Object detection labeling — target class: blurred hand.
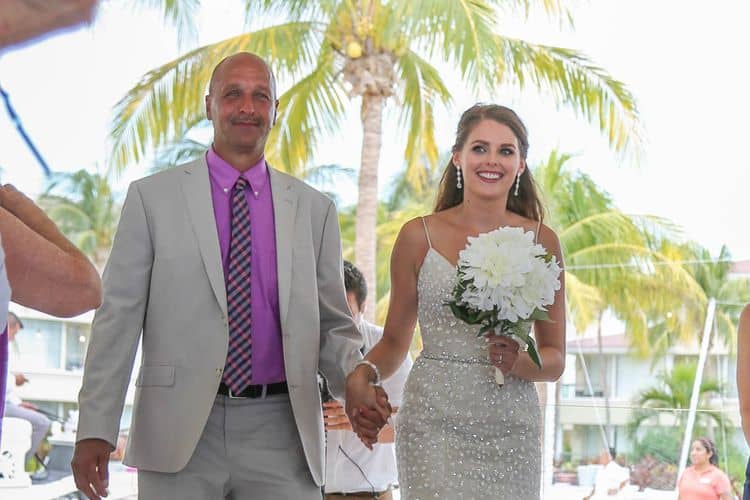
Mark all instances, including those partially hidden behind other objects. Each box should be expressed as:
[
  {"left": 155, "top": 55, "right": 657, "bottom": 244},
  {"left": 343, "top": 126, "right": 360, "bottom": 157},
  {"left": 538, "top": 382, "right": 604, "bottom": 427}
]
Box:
[
  {"left": 14, "top": 373, "right": 29, "bottom": 386},
  {"left": 323, "top": 400, "right": 353, "bottom": 431},
  {"left": 485, "top": 333, "right": 520, "bottom": 375},
  {"left": 72, "top": 438, "right": 112, "bottom": 500},
  {"left": 19, "top": 401, "right": 38, "bottom": 410}
]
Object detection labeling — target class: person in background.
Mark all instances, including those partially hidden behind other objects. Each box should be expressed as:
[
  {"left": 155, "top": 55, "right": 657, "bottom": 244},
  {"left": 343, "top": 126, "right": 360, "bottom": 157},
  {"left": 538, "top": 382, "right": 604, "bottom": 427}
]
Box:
[
  {"left": 584, "top": 447, "right": 629, "bottom": 499},
  {"left": 737, "top": 304, "right": 749, "bottom": 500},
  {"left": 323, "top": 261, "right": 413, "bottom": 500},
  {"left": 4, "top": 311, "right": 51, "bottom": 478},
  {"left": 677, "top": 437, "right": 732, "bottom": 500}
]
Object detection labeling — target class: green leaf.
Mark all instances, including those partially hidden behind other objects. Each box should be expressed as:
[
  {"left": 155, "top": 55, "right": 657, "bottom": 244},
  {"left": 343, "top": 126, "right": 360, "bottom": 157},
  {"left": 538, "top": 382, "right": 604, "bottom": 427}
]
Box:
[
  {"left": 526, "top": 340, "right": 543, "bottom": 369},
  {"left": 529, "top": 309, "right": 550, "bottom": 321}
]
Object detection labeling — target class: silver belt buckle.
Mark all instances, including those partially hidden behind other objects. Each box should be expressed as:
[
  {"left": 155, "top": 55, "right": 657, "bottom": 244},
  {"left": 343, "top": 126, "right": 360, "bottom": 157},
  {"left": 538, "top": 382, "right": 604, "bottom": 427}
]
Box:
[{"left": 227, "top": 387, "right": 244, "bottom": 399}]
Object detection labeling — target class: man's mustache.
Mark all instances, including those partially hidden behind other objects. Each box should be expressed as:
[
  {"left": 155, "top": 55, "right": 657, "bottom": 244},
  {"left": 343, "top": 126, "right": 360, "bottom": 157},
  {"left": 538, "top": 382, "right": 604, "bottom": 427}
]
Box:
[{"left": 231, "top": 115, "right": 262, "bottom": 126}]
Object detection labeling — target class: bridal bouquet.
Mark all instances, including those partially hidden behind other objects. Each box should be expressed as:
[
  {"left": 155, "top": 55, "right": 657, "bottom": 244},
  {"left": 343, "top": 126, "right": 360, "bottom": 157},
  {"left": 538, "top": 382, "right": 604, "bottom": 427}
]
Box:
[{"left": 446, "top": 226, "right": 562, "bottom": 385}]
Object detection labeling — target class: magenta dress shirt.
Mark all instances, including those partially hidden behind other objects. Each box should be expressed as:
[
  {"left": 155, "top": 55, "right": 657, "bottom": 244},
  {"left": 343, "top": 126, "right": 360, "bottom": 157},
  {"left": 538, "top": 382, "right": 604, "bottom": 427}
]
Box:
[{"left": 206, "top": 147, "right": 285, "bottom": 385}]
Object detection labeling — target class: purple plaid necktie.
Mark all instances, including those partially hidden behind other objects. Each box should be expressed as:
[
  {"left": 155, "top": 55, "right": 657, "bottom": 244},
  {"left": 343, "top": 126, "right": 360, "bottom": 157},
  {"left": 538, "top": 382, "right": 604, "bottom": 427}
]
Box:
[{"left": 223, "top": 176, "right": 253, "bottom": 393}]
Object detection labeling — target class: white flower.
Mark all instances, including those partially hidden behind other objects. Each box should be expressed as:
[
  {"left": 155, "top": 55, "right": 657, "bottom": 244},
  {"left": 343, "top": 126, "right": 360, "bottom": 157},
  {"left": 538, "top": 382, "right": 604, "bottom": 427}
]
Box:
[{"left": 457, "top": 226, "right": 561, "bottom": 322}]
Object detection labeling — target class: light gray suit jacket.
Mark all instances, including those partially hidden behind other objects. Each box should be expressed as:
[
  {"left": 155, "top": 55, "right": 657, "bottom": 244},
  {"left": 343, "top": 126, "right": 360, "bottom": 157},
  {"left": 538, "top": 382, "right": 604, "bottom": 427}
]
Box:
[{"left": 76, "top": 156, "right": 362, "bottom": 485}]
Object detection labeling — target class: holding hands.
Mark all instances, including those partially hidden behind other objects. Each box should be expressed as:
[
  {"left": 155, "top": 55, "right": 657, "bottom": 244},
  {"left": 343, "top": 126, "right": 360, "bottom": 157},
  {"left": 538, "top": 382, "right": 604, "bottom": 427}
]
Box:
[{"left": 344, "top": 363, "right": 392, "bottom": 449}]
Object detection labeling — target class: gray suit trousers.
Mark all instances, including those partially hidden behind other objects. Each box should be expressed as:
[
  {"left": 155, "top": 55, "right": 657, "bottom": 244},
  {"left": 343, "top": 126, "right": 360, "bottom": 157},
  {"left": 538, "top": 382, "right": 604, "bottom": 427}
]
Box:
[{"left": 138, "top": 393, "right": 322, "bottom": 500}]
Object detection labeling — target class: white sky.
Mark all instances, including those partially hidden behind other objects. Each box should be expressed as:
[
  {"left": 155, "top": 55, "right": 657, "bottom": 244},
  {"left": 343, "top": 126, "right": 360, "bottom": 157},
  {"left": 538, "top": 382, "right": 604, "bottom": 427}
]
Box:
[{"left": 0, "top": 0, "right": 748, "bottom": 260}]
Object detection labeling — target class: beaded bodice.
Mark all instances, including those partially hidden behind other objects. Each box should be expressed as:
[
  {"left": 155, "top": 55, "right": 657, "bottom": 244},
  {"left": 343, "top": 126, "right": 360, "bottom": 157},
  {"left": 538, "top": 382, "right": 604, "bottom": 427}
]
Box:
[{"left": 416, "top": 248, "right": 495, "bottom": 365}]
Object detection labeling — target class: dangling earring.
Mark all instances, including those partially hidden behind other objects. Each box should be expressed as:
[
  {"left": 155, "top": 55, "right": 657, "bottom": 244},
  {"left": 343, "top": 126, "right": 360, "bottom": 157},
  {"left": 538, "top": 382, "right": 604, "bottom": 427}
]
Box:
[
  {"left": 456, "top": 166, "right": 463, "bottom": 189},
  {"left": 513, "top": 171, "right": 521, "bottom": 196}
]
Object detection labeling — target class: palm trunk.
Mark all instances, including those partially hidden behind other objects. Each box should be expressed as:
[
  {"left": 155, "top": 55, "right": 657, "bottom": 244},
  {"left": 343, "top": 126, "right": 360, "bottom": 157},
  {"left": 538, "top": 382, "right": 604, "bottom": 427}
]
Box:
[
  {"left": 355, "top": 94, "right": 383, "bottom": 321},
  {"left": 597, "top": 313, "right": 612, "bottom": 446}
]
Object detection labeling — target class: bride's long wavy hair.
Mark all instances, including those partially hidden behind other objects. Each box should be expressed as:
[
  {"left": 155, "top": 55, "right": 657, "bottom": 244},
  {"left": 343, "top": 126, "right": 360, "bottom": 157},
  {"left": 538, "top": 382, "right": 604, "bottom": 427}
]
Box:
[{"left": 434, "top": 104, "right": 544, "bottom": 222}]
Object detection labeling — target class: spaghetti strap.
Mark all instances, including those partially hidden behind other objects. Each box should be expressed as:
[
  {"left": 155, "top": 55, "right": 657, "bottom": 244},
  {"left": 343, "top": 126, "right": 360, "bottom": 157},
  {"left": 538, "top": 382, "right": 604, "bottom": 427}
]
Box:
[
  {"left": 535, "top": 219, "right": 542, "bottom": 244},
  {"left": 421, "top": 216, "right": 433, "bottom": 248}
]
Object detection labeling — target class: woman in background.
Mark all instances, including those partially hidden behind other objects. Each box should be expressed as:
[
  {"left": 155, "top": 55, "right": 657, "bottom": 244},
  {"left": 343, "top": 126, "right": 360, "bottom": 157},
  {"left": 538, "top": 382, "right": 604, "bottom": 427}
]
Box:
[{"left": 677, "top": 437, "right": 732, "bottom": 500}]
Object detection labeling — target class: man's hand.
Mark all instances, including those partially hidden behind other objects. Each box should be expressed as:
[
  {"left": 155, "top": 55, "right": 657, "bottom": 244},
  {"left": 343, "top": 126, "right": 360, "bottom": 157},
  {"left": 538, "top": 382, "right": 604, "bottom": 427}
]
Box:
[
  {"left": 71, "top": 438, "right": 112, "bottom": 499},
  {"left": 323, "top": 400, "right": 353, "bottom": 431},
  {"left": 14, "top": 373, "right": 29, "bottom": 386},
  {"left": 345, "top": 380, "right": 392, "bottom": 449}
]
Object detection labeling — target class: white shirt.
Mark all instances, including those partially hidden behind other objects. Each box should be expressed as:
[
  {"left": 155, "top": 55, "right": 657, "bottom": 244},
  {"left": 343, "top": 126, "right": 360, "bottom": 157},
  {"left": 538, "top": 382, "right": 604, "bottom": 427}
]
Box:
[
  {"left": 591, "top": 460, "right": 630, "bottom": 499},
  {"left": 324, "top": 317, "right": 413, "bottom": 493}
]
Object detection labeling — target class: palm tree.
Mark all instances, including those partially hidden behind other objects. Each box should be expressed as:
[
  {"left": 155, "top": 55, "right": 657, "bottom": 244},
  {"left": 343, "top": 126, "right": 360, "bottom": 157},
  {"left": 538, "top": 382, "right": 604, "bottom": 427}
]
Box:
[
  {"left": 534, "top": 151, "right": 706, "bottom": 446},
  {"left": 108, "top": 0, "right": 642, "bottom": 317},
  {"left": 678, "top": 243, "right": 750, "bottom": 349},
  {"left": 627, "top": 361, "right": 724, "bottom": 440},
  {"left": 38, "top": 168, "right": 121, "bottom": 272}
]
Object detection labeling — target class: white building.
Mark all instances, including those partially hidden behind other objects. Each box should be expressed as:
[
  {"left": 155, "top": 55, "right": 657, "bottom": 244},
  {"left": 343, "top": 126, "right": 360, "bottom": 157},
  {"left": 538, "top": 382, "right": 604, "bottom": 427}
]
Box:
[
  {"left": 558, "top": 332, "right": 744, "bottom": 461},
  {"left": 7, "top": 304, "right": 138, "bottom": 431}
]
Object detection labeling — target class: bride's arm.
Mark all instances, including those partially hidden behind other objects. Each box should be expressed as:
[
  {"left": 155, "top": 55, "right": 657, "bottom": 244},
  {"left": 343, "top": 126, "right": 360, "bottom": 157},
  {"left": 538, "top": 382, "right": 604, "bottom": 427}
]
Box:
[
  {"left": 511, "top": 224, "right": 566, "bottom": 382},
  {"left": 345, "top": 219, "right": 424, "bottom": 446},
  {"left": 349, "top": 218, "right": 423, "bottom": 384}
]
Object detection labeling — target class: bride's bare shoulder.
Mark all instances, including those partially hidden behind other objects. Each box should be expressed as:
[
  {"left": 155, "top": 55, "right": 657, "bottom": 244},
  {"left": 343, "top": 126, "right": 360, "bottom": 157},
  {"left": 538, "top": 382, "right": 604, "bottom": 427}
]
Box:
[{"left": 396, "top": 216, "right": 431, "bottom": 251}]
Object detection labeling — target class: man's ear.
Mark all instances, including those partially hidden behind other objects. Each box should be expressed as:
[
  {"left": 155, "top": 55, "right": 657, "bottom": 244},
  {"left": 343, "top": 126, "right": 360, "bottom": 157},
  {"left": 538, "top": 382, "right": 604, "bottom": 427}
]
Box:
[
  {"left": 272, "top": 99, "right": 279, "bottom": 126},
  {"left": 205, "top": 95, "right": 213, "bottom": 121}
]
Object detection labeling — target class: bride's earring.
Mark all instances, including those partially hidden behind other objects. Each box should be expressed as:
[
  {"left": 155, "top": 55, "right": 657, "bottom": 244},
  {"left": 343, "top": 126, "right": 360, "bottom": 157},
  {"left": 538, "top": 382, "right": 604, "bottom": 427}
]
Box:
[
  {"left": 513, "top": 171, "right": 521, "bottom": 196},
  {"left": 456, "top": 166, "right": 463, "bottom": 189}
]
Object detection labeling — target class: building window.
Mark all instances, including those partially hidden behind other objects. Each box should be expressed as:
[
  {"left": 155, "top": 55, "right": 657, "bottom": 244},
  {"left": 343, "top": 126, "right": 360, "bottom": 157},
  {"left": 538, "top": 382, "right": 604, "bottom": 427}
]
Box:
[
  {"left": 16, "top": 318, "right": 63, "bottom": 370},
  {"left": 65, "top": 323, "right": 90, "bottom": 372}
]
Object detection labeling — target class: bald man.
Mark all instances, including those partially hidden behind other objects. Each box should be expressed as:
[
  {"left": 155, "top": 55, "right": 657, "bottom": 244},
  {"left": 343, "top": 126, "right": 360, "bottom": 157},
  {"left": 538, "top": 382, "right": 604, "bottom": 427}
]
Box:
[{"left": 72, "top": 52, "right": 384, "bottom": 500}]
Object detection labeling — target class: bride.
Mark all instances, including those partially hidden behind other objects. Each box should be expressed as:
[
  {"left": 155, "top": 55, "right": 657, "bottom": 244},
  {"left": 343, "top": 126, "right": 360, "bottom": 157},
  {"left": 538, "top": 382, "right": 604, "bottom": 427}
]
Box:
[{"left": 346, "top": 104, "right": 566, "bottom": 499}]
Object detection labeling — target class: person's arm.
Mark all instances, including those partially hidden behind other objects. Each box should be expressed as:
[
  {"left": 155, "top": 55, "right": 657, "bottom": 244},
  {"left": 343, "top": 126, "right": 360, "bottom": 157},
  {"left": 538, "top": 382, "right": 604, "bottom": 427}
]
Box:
[
  {"left": 510, "top": 224, "right": 566, "bottom": 381},
  {"left": 0, "top": 184, "right": 101, "bottom": 316},
  {"left": 715, "top": 469, "right": 734, "bottom": 500},
  {"left": 358, "top": 219, "right": 423, "bottom": 379},
  {"left": 738, "top": 304, "right": 750, "bottom": 445},
  {"left": 0, "top": 0, "right": 97, "bottom": 49},
  {"left": 345, "top": 219, "right": 423, "bottom": 444}
]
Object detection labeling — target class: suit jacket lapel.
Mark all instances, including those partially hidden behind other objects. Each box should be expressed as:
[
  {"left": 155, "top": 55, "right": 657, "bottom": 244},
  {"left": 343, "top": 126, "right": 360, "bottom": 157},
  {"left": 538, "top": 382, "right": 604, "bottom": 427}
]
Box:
[
  {"left": 269, "top": 168, "right": 297, "bottom": 330},
  {"left": 180, "top": 157, "right": 227, "bottom": 316}
]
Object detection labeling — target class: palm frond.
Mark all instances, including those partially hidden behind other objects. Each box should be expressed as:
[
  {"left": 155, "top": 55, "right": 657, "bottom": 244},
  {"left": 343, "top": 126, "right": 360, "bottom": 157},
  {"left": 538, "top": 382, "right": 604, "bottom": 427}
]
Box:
[
  {"left": 150, "top": 126, "right": 210, "bottom": 173},
  {"left": 564, "top": 272, "right": 604, "bottom": 333},
  {"left": 264, "top": 48, "right": 346, "bottom": 175},
  {"left": 495, "top": 37, "right": 642, "bottom": 153},
  {"left": 396, "top": 49, "right": 451, "bottom": 193},
  {"left": 135, "top": 0, "right": 201, "bottom": 46},
  {"left": 395, "top": 0, "right": 499, "bottom": 91}
]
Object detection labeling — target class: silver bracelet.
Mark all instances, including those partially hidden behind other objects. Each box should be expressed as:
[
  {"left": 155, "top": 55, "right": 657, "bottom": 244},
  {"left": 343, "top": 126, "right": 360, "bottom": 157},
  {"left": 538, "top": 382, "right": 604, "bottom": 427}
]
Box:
[{"left": 354, "top": 360, "right": 382, "bottom": 386}]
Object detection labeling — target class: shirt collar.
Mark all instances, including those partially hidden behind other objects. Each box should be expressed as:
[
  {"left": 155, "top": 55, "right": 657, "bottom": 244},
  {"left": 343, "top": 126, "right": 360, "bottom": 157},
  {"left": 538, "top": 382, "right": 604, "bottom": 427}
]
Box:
[{"left": 206, "top": 146, "right": 269, "bottom": 194}]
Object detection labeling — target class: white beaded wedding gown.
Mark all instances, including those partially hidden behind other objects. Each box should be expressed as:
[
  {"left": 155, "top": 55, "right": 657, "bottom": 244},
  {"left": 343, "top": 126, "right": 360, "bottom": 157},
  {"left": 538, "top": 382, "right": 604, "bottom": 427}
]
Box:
[{"left": 395, "top": 223, "right": 541, "bottom": 500}]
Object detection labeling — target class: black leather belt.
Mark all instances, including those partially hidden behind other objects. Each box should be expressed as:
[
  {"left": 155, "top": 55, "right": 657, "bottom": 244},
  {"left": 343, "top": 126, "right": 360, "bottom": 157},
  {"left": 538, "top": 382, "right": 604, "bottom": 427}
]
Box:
[{"left": 217, "top": 381, "right": 288, "bottom": 399}]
